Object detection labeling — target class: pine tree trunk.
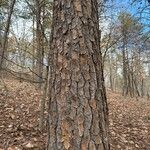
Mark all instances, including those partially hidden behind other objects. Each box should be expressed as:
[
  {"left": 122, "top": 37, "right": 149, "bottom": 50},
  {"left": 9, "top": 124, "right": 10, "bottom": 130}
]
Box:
[{"left": 48, "top": 0, "right": 109, "bottom": 150}]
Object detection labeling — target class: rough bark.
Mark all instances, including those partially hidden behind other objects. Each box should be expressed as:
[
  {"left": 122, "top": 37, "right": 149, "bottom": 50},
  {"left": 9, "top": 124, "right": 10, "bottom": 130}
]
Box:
[{"left": 48, "top": 0, "right": 109, "bottom": 150}]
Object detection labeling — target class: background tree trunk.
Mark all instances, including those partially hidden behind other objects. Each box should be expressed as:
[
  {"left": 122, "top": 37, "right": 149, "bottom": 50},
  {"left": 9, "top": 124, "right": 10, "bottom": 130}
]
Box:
[
  {"left": 0, "top": 0, "right": 16, "bottom": 71},
  {"left": 32, "top": 15, "right": 36, "bottom": 80},
  {"left": 35, "top": 0, "right": 44, "bottom": 88},
  {"left": 48, "top": 0, "right": 109, "bottom": 149},
  {"left": 108, "top": 52, "right": 114, "bottom": 91}
]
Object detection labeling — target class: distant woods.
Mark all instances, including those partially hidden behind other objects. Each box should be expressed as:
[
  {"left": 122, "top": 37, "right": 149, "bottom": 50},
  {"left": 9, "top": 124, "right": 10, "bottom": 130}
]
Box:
[
  {"left": 0, "top": 0, "right": 52, "bottom": 85},
  {"left": 0, "top": 0, "right": 16, "bottom": 70},
  {"left": 102, "top": 12, "right": 150, "bottom": 98}
]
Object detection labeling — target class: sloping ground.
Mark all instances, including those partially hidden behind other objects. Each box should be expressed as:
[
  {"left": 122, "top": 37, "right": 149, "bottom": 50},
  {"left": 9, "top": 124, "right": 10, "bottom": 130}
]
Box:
[
  {"left": 108, "top": 91, "right": 150, "bottom": 150},
  {"left": 0, "top": 79, "right": 150, "bottom": 150},
  {"left": 0, "top": 79, "right": 46, "bottom": 150}
]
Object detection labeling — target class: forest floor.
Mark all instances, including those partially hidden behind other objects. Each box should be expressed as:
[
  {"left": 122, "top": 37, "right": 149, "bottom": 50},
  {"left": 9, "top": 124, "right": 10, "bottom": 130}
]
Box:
[{"left": 0, "top": 79, "right": 150, "bottom": 150}]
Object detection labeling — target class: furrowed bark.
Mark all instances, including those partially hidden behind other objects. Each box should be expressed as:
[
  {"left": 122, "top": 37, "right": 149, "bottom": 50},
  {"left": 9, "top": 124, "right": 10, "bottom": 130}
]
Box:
[{"left": 48, "top": 0, "right": 109, "bottom": 149}]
